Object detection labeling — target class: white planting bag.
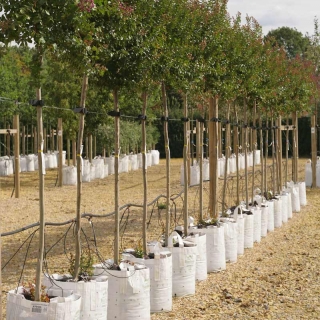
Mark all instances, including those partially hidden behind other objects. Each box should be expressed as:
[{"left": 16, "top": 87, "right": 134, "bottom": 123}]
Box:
[
  {"left": 305, "top": 161, "right": 312, "bottom": 187},
  {"left": 92, "top": 158, "right": 104, "bottom": 179},
  {"left": 199, "top": 225, "right": 226, "bottom": 272},
  {"left": 190, "top": 165, "right": 200, "bottom": 186},
  {"left": 221, "top": 218, "right": 238, "bottom": 263},
  {"left": 243, "top": 211, "right": 254, "bottom": 249},
  {"left": 62, "top": 166, "right": 77, "bottom": 186},
  {"left": 298, "top": 182, "right": 307, "bottom": 206},
  {"left": 82, "top": 160, "right": 91, "bottom": 182},
  {"left": 146, "top": 153, "right": 152, "bottom": 167},
  {"left": 203, "top": 159, "right": 209, "bottom": 181},
  {"left": 43, "top": 275, "right": 108, "bottom": 320},
  {"left": 288, "top": 182, "right": 301, "bottom": 213},
  {"left": 0, "top": 157, "right": 13, "bottom": 176},
  {"left": 167, "top": 231, "right": 197, "bottom": 297},
  {"left": 129, "top": 154, "right": 138, "bottom": 171},
  {"left": 90, "top": 164, "right": 96, "bottom": 181},
  {"left": 281, "top": 193, "right": 289, "bottom": 223},
  {"left": 267, "top": 200, "right": 275, "bottom": 232},
  {"left": 6, "top": 288, "right": 81, "bottom": 320},
  {"left": 252, "top": 207, "right": 261, "bottom": 243},
  {"left": 93, "top": 262, "right": 150, "bottom": 320},
  {"left": 105, "top": 157, "right": 115, "bottom": 175},
  {"left": 260, "top": 204, "right": 268, "bottom": 237},
  {"left": 233, "top": 206, "right": 245, "bottom": 255},
  {"left": 151, "top": 150, "right": 160, "bottom": 165},
  {"left": 20, "top": 156, "right": 27, "bottom": 172},
  {"left": 287, "top": 191, "right": 293, "bottom": 219},
  {"left": 255, "top": 150, "right": 261, "bottom": 165},
  {"left": 274, "top": 197, "right": 283, "bottom": 228},
  {"left": 187, "top": 231, "right": 207, "bottom": 281},
  {"left": 26, "top": 154, "right": 35, "bottom": 172},
  {"left": 122, "top": 243, "right": 173, "bottom": 313}
]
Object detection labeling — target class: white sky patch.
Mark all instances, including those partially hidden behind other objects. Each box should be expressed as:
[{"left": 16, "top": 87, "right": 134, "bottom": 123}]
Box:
[{"left": 227, "top": 0, "right": 319, "bottom": 36}]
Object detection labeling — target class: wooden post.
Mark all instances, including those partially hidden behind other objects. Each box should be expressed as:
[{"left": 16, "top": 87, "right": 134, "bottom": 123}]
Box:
[
  {"left": 293, "top": 111, "right": 299, "bottom": 182},
  {"left": 67, "top": 138, "right": 70, "bottom": 166},
  {"left": 259, "top": 116, "right": 264, "bottom": 196},
  {"left": 285, "top": 117, "right": 289, "bottom": 185},
  {"left": 196, "top": 121, "right": 200, "bottom": 162},
  {"left": 141, "top": 92, "right": 148, "bottom": 253},
  {"left": 251, "top": 102, "right": 256, "bottom": 204},
  {"left": 183, "top": 94, "right": 189, "bottom": 234},
  {"left": 13, "top": 115, "right": 20, "bottom": 198},
  {"left": 113, "top": 88, "right": 120, "bottom": 264},
  {"left": 85, "top": 136, "right": 89, "bottom": 160},
  {"left": 22, "top": 126, "right": 26, "bottom": 155},
  {"left": 218, "top": 121, "right": 222, "bottom": 158},
  {"left": 35, "top": 86, "right": 45, "bottom": 302},
  {"left": 93, "top": 135, "right": 96, "bottom": 158},
  {"left": 58, "top": 118, "right": 63, "bottom": 187},
  {"left": 74, "top": 74, "right": 88, "bottom": 279},
  {"left": 271, "top": 117, "right": 276, "bottom": 194},
  {"left": 209, "top": 96, "right": 219, "bottom": 218},
  {"left": 26, "top": 124, "right": 29, "bottom": 155},
  {"left": 311, "top": 114, "right": 317, "bottom": 187},
  {"left": 264, "top": 118, "right": 268, "bottom": 195},
  {"left": 162, "top": 82, "right": 171, "bottom": 246},
  {"left": 243, "top": 99, "right": 249, "bottom": 208}
]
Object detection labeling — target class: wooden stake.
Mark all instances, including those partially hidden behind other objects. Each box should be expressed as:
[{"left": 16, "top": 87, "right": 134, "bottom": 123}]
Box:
[
  {"left": 6, "top": 124, "right": 10, "bottom": 156},
  {"left": 243, "top": 99, "right": 249, "bottom": 208},
  {"left": 278, "top": 117, "right": 283, "bottom": 191},
  {"left": 43, "top": 127, "right": 47, "bottom": 154},
  {"left": 72, "top": 140, "right": 76, "bottom": 166},
  {"left": 22, "top": 126, "right": 26, "bottom": 155},
  {"left": 67, "top": 139, "right": 70, "bottom": 166},
  {"left": 89, "top": 134, "right": 92, "bottom": 162},
  {"left": 199, "top": 120, "right": 204, "bottom": 221},
  {"left": 251, "top": 102, "right": 256, "bottom": 204}
]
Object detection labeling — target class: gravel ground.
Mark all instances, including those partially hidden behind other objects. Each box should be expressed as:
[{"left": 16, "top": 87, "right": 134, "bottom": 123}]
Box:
[{"left": 1, "top": 157, "right": 317, "bottom": 319}]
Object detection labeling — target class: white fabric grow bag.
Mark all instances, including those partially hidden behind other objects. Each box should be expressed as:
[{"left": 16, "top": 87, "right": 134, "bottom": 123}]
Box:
[
  {"left": 62, "top": 166, "right": 77, "bottom": 186},
  {"left": 252, "top": 207, "right": 261, "bottom": 243},
  {"left": 92, "top": 158, "right": 104, "bottom": 179},
  {"left": 166, "top": 231, "right": 197, "bottom": 297},
  {"left": 267, "top": 200, "right": 275, "bottom": 232},
  {"left": 26, "top": 154, "right": 35, "bottom": 172},
  {"left": 190, "top": 165, "right": 200, "bottom": 186},
  {"left": 122, "top": 244, "right": 173, "bottom": 313},
  {"left": 287, "top": 191, "right": 293, "bottom": 219},
  {"left": 260, "top": 204, "right": 268, "bottom": 237},
  {"left": 298, "top": 182, "right": 307, "bottom": 206},
  {"left": 198, "top": 226, "right": 226, "bottom": 272},
  {"left": 203, "top": 159, "right": 209, "bottom": 181},
  {"left": 317, "top": 163, "right": 320, "bottom": 187},
  {"left": 42, "top": 275, "right": 108, "bottom": 320},
  {"left": 20, "top": 156, "right": 27, "bottom": 172},
  {"left": 255, "top": 150, "right": 261, "bottom": 165},
  {"left": 151, "top": 150, "right": 160, "bottom": 165},
  {"left": 6, "top": 288, "right": 81, "bottom": 320},
  {"left": 243, "top": 212, "right": 254, "bottom": 249},
  {"left": 146, "top": 153, "right": 152, "bottom": 167},
  {"left": 305, "top": 161, "right": 312, "bottom": 187},
  {"left": 0, "top": 157, "right": 13, "bottom": 176},
  {"left": 288, "top": 182, "right": 301, "bottom": 213},
  {"left": 233, "top": 206, "right": 245, "bottom": 255},
  {"left": 187, "top": 231, "right": 207, "bottom": 281},
  {"left": 281, "top": 193, "right": 289, "bottom": 223},
  {"left": 274, "top": 197, "right": 283, "bottom": 228},
  {"left": 221, "top": 218, "right": 238, "bottom": 263},
  {"left": 105, "top": 157, "right": 114, "bottom": 175},
  {"left": 82, "top": 160, "right": 91, "bottom": 182},
  {"left": 129, "top": 154, "right": 138, "bottom": 171},
  {"left": 93, "top": 262, "right": 150, "bottom": 320},
  {"left": 90, "top": 165, "right": 96, "bottom": 181}
]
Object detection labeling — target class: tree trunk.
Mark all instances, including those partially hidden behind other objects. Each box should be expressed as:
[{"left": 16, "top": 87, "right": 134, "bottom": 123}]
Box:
[
  {"left": 222, "top": 102, "right": 230, "bottom": 214},
  {"left": 209, "top": 96, "right": 219, "bottom": 219},
  {"left": 74, "top": 74, "right": 88, "bottom": 280},
  {"left": 183, "top": 94, "right": 189, "bottom": 234},
  {"left": 113, "top": 89, "right": 120, "bottom": 264},
  {"left": 251, "top": 102, "right": 256, "bottom": 204},
  {"left": 58, "top": 118, "right": 63, "bottom": 187},
  {"left": 13, "top": 115, "right": 20, "bottom": 198},
  {"left": 162, "top": 82, "right": 171, "bottom": 246},
  {"left": 141, "top": 92, "right": 148, "bottom": 253},
  {"left": 243, "top": 99, "right": 249, "bottom": 208},
  {"left": 311, "top": 114, "right": 317, "bottom": 187}
]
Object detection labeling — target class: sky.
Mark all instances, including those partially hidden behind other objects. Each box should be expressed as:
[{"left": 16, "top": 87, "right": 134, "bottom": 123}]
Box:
[{"left": 227, "top": 0, "right": 319, "bottom": 36}]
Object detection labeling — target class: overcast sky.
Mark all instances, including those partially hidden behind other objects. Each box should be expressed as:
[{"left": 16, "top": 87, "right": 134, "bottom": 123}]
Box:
[{"left": 227, "top": 0, "right": 319, "bottom": 36}]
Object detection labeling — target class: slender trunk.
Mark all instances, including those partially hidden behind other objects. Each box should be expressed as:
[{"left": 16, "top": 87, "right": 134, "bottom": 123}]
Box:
[
  {"left": 312, "top": 113, "right": 317, "bottom": 187},
  {"left": 199, "top": 119, "right": 204, "bottom": 220},
  {"left": 141, "top": 92, "right": 148, "bottom": 253},
  {"left": 285, "top": 117, "right": 289, "bottom": 185},
  {"left": 244, "top": 99, "right": 249, "bottom": 208},
  {"left": 251, "top": 102, "right": 256, "bottom": 204},
  {"left": 113, "top": 89, "right": 120, "bottom": 264},
  {"left": 58, "top": 118, "right": 63, "bottom": 187},
  {"left": 277, "top": 117, "right": 282, "bottom": 192},
  {"left": 35, "top": 86, "right": 45, "bottom": 301},
  {"left": 259, "top": 115, "right": 264, "bottom": 196},
  {"left": 264, "top": 117, "right": 268, "bottom": 195},
  {"left": 13, "top": 115, "right": 20, "bottom": 198},
  {"left": 183, "top": 94, "right": 189, "bottom": 234},
  {"left": 67, "top": 139, "right": 70, "bottom": 166},
  {"left": 271, "top": 117, "right": 275, "bottom": 194},
  {"left": 209, "top": 96, "right": 219, "bottom": 218},
  {"left": 233, "top": 104, "right": 240, "bottom": 205},
  {"left": 162, "top": 82, "right": 170, "bottom": 246},
  {"left": 222, "top": 102, "right": 230, "bottom": 213},
  {"left": 74, "top": 74, "right": 88, "bottom": 280}
]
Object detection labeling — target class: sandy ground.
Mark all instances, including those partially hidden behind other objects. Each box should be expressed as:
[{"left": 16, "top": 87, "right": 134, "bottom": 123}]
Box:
[{"left": 1, "top": 157, "right": 316, "bottom": 319}]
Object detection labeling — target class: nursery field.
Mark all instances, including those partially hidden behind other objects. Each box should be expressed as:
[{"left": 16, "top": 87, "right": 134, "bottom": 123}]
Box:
[{"left": 0, "top": 158, "right": 318, "bottom": 319}]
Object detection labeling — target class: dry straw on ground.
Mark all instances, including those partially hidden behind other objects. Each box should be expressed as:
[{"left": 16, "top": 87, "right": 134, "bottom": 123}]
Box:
[{"left": 0, "top": 158, "right": 318, "bottom": 319}]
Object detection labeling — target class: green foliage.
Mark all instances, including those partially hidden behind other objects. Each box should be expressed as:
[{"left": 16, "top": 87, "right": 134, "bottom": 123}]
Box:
[{"left": 68, "top": 248, "right": 94, "bottom": 280}]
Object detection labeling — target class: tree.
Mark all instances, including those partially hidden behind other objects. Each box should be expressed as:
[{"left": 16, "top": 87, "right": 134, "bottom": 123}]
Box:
[{"left": 265, "top": 26, "right": 310, "bottom": 59}]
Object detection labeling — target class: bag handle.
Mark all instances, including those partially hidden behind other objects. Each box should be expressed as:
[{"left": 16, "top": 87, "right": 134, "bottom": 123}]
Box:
[{"left": 167, "top": 231, "right": 184, "bottom": 248}]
